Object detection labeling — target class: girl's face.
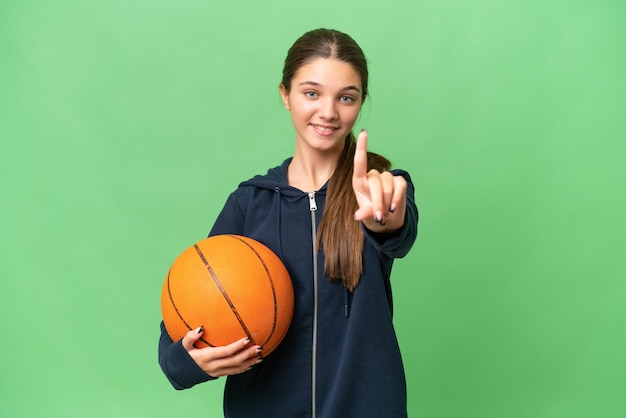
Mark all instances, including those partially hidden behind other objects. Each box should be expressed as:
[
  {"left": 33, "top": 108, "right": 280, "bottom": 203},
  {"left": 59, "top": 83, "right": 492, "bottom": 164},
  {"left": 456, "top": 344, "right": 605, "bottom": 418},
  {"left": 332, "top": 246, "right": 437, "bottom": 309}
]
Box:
[{"left": 280, "top": 58, "right": 363, "bottom": 155}]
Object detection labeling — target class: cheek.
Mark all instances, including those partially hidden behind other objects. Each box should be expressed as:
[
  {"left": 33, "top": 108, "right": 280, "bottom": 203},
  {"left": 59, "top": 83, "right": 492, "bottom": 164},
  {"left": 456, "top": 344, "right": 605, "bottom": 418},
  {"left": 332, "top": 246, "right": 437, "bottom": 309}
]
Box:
[
  {"left": 343, "top": 107, "right": 361, "bottom": 125},
  {"left": 290, "top": 100, "right": 315, "bottom": 119}
]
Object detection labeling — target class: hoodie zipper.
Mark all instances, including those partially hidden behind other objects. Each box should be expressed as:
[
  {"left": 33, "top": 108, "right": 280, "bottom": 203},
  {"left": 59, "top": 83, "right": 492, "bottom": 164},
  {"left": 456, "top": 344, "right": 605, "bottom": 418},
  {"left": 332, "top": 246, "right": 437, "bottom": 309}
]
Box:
[{"left": 308, "top": 191, "right": 318, "bottom": 418}]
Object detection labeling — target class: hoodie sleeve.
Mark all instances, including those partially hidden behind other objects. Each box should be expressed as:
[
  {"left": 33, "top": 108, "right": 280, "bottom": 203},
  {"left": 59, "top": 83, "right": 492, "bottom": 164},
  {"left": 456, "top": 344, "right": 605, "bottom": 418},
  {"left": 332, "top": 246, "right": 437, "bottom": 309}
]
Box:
[
  {"left": 362, "top": 169, "right": 418, "bottom": 258},
  {"left": 158, "top": 321, "right": 217, "bottom": 390}
]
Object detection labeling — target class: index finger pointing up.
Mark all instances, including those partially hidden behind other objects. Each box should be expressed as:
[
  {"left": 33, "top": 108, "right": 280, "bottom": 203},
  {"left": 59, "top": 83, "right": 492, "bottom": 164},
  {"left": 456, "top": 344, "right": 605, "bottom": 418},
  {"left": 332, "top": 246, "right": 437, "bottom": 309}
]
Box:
[{"left": 353, "top": 129, "right": 368, "bottom": 181}]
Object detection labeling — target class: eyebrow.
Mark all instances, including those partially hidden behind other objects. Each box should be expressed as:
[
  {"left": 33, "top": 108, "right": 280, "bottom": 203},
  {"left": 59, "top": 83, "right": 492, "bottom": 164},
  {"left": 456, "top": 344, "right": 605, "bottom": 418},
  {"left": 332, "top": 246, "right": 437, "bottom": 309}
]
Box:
[{"left": 297, "top": 81, "right": 361, "bottom": 93}]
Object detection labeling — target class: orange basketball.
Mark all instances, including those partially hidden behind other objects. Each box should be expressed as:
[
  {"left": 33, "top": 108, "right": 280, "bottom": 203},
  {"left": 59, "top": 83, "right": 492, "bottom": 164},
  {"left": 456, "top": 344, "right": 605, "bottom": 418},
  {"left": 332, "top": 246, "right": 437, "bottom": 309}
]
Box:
[{"left": 161, "top": 235, "right": 294, "bottom": 356}]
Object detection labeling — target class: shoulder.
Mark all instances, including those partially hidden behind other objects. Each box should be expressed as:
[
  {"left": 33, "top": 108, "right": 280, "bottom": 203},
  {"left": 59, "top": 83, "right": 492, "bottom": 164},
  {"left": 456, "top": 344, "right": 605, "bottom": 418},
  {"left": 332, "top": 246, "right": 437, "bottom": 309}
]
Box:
[
  {"left": 224, "top": 159, "right": 291, "bottom": 204},
  {"left": 237, "top": 158, "right": 291, "bottom": 188}
]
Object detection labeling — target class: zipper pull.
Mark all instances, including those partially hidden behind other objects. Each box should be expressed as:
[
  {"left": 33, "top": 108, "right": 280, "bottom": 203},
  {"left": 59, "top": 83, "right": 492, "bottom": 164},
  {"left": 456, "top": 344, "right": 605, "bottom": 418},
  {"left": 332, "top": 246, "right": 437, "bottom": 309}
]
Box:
[{"left": 308, "top": 192, "right": 317, "bottom": 212}]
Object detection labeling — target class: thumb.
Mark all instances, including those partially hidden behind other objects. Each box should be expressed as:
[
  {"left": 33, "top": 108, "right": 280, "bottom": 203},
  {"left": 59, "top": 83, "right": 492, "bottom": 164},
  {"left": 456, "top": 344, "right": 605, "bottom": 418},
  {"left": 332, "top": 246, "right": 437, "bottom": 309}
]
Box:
[
  {"left": 354, "top": 206, "right": 374, "bottom": 222},
  {"left": 182, "top": 326, "right": 204, "bottom": 351}
]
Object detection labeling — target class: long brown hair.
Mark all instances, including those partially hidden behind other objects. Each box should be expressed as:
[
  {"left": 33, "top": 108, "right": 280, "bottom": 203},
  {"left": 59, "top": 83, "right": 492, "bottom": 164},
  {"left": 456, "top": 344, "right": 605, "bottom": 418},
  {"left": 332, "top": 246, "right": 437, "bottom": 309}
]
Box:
[{"left": 281, "top": 29, "right": 390, "bottom": 291}]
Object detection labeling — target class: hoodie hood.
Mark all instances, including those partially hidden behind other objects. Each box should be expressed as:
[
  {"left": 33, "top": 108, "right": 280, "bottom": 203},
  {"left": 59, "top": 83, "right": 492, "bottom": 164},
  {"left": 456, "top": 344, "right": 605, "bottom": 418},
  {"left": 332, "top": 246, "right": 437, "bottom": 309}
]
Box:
[
  {"left": 239, "top": 157, "right": 329, "bottom": 195},
  {"left": 239, "top": 158, "right": 289, "bottom": 188},
  {"left": 235, "top": 157, "right": 328, "bottom": 261}
]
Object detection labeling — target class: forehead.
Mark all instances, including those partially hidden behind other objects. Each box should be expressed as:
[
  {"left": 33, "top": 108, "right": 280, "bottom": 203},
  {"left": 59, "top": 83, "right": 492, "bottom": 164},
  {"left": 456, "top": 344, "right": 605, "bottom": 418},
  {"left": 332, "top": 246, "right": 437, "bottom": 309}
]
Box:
[{"left": 292, "top": 57, "right": 362, "bottom": 90}]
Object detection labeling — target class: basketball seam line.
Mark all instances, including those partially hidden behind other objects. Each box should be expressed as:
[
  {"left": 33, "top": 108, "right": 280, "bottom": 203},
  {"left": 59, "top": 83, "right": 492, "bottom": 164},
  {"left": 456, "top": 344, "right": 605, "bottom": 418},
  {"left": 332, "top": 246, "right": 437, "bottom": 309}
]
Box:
[
  {"left": 228, "top": 235, "right": 279, "bottom": 348},
  {"left": 166, "top": 269, "right": 215, "bottom": 347},
  {"left": 194, "top": 243, "right": 258, "bottom": 346}
]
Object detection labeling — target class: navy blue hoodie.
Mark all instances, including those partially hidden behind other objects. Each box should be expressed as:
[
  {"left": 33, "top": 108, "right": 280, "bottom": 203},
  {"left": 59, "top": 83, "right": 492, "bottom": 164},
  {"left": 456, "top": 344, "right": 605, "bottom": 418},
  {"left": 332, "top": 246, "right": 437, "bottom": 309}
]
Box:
[{"left": 158, "top": 158, "right": 418, "bottom": 417}]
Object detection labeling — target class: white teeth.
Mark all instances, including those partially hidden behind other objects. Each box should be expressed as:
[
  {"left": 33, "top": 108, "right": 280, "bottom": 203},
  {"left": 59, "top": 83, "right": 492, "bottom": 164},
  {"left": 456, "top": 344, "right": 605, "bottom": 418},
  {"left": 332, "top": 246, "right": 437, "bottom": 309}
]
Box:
[{"left": 313, "top": 124, "right": 336, "bottom": 133}]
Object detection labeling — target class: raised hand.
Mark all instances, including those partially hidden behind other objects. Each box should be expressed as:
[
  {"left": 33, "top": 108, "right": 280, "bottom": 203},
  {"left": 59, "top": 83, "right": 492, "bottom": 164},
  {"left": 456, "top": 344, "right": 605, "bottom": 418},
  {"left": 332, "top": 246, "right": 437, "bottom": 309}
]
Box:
[{"left": 352, "top": 129, "right": 407, "bottom": 233}]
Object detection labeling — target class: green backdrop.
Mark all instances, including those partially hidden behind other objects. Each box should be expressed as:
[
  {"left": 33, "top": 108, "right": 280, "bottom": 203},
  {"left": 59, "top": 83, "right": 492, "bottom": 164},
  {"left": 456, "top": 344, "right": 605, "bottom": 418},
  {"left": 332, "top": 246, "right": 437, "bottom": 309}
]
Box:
[{"left": 1, "top": 0, "right": 625, "bottom": 417}]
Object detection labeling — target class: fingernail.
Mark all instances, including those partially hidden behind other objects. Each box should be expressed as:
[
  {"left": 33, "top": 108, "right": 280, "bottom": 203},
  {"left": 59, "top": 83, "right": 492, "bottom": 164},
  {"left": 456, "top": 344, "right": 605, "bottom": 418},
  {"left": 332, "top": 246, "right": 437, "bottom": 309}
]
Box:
[
  {"left": 375, "top": 211, "right": 382, "bottom": 222},
  {"left": 197, "top": 326, "right": 204, "bottom": 334},
  {"left": 255, "top": 347, "right": 262, "bottom": 354},
  {"left": 243, "top": 338, "right": 250, "bottom": 344},
  {"left": 360, "top": 128, "right": 366, "bottom": 133},
  {"left": 390, "top": 203, "right": 397, "bottom": 213}
]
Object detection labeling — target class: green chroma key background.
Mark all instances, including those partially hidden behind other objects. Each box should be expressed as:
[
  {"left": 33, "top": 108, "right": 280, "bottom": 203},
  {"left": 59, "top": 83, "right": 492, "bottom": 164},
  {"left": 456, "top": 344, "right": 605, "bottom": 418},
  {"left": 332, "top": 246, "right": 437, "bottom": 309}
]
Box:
[{"left": 1, "top": 0, "right": 624, "bottom": 417}]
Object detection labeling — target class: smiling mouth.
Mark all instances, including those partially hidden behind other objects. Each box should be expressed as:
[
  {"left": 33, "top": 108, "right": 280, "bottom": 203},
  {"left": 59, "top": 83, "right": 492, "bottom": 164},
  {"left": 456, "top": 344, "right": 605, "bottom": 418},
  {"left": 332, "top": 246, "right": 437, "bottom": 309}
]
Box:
[{"left": 311, "top": 124, "right": 339, "bottom": 134}]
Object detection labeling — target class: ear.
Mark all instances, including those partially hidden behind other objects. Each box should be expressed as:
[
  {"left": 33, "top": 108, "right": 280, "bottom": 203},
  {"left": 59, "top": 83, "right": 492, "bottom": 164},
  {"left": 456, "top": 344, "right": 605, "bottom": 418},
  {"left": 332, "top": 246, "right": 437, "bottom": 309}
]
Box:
[{"left": 279, "top": 84, "right": 291, "bottom": 111}]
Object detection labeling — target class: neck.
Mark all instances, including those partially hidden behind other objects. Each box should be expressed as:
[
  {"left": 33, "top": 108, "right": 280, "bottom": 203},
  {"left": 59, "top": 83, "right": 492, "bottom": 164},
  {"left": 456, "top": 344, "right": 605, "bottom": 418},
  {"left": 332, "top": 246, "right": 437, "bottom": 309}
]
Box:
[{"left": 288, "top": 146, "right": 342, "bottom": 192}]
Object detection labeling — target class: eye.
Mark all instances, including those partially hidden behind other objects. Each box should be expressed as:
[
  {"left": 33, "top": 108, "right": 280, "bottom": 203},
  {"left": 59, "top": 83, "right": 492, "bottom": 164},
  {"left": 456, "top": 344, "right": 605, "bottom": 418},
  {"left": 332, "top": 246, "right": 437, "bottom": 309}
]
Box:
[
  {"left": 304, "top": 91, "right": 318, "bottom": 99},
  {"left": 340, "top": 95, "right": 356, "bottom": 104}
]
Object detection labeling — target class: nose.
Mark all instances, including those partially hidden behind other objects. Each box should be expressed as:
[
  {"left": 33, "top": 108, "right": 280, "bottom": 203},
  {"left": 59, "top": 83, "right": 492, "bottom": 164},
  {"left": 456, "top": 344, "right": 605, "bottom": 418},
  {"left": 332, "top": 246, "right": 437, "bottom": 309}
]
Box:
[{"left": 318, "top": 98, "right": 338, "bottom": 120}]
